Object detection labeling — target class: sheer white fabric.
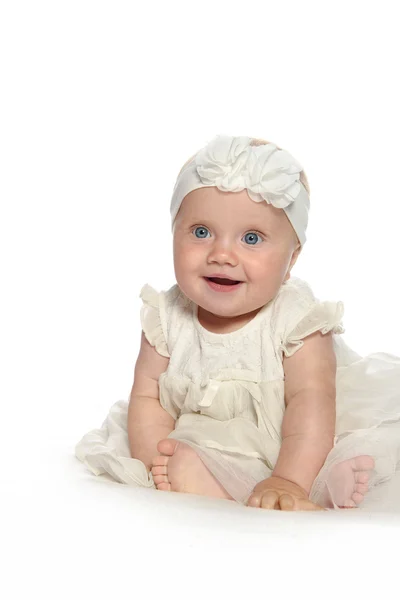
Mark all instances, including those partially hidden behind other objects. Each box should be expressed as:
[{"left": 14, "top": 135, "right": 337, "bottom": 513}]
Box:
[{"left": 75, "top": 277, "right": 400, "bottom": 508}]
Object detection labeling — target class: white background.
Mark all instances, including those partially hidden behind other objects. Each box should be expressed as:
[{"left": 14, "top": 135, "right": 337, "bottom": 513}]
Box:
[{"left": 2, "top": 1, "right": 400, "bottom": 598}]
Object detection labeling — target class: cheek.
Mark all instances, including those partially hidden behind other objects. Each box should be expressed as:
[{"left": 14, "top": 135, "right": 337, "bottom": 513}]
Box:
[
  {"left": 245, "top": 252, "right": 270, "bottom": 272},
  {"left": 246, "top": 251, "right": 288, "bottom": 276},
  {"left": 173, "top": 241, "right": 202, "bottom": 271}
]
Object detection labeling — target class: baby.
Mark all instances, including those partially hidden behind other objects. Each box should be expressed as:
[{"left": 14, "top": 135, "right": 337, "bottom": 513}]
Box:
[{"left": 76, "top": 135, "right": 400, "bottom": 510}]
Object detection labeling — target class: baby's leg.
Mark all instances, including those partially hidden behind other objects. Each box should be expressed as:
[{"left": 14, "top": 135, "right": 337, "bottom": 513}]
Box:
[
  {"left": 320, "top": 455, "right": 375, "bottom": 508},
  {"left": 311, "top": 425, "right": 400, "bottom": 509},
  {"left": 152, "top": 439, "right": 234, "bottom": 500}
]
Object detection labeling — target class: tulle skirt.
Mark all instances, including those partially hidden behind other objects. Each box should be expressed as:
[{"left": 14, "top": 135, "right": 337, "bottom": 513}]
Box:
[{"left": 75, "top": 351, "right": 400, "bottom": 509}]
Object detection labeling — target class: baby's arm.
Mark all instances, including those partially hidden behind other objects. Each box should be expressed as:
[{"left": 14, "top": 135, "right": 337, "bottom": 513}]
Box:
[
  {"left": 248, "top": 330, "right": 336, "bottom": 510},
  {"left": 128, "top": 331, "right": 175, "bottom": 472},
  {"left": 273, "top": 329, "right": 337, "bottom": 492}
]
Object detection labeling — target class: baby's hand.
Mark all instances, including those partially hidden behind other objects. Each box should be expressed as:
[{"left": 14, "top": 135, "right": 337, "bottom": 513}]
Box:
[{"left": 246, "top": 476, "right": 325, "bottom": 511}]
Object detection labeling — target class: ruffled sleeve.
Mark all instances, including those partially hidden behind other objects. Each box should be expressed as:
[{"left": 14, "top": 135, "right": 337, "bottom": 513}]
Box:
[
  {"left": 275, "top": 278, "right": 345, "bottom": 358},
  {"left": 139, "top": 284, "right": 170, "bottom": 358}
]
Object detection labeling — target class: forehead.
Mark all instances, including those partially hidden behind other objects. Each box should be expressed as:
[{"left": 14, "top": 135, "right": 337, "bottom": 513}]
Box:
[{"left": 177, "top": 186, "right": 287, "bottom": 228}]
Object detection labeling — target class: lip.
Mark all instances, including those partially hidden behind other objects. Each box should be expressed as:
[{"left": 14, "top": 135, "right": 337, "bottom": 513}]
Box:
[{"left": 203, "top": 276, "right": 244, "bottom": 293}]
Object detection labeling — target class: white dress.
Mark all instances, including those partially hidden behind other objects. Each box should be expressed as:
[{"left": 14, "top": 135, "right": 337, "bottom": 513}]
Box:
[{"left": 75, "top": 276, "right": 400, "bottom": 507}]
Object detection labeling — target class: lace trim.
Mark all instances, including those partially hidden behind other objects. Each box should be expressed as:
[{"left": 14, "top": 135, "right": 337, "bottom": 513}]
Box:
[{"left": 139, "top": 284, "right": 170, "bottom": 358}]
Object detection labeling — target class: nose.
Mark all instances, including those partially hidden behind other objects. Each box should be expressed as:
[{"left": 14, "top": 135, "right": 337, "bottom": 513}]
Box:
[{"left": 207, "top": 237, "right": 239, "bottom": 267}]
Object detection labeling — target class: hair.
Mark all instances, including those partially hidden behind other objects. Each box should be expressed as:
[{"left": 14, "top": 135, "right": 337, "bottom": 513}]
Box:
[{"left": 175, "top": 137, "right": 309, "bottom": 247}]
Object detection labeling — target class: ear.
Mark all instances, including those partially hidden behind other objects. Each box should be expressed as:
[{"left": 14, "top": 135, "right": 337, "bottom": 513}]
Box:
[{"left": 284, "top": 243, "right": 302, "bottom": 282}]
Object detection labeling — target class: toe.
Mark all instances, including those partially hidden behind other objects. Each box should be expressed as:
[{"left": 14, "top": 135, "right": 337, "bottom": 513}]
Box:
[
  {"left": 153, "top": 474, "right": 169, "bottom": 485},
  {"left": 152, "top": 455, "right": 169, "bottom": 467},
  {"left": 354, "top": 455, "right": 375, "bottom": 471},
  {"left": 354, "top": 471, "right": 369, "bottom": 484},
  {"left": 151, "top": 465, "right": 167, "bottom": 476},
  {"left": 351, "top": 491, "right": 364, "bottom": 505},
  {"left": 157, "top": 438, "right": 179, "bottom": 456},
  {"left": 355, "top": 471, "right": 369, "bottom": 484},
  {"left": 355, "top": 482, "right": 368, "bottom": 494},
  {"left": 156, "top": 483, "right": 171, "bottom": 491}
]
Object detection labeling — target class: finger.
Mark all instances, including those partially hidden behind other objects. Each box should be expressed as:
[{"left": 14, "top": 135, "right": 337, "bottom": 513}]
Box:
[
  {"left": 247, "top": 494, "right": 261, "bottom": 508},
  {"left": 152, "top": 455, "right": 169, "bottom": 467},
  {"left": 279, "top": 493, "right": 296, "bottom": 511},
  {"left": 151, "top": 465, "right": 168, "bottom": 476},
  {"left": 260, "top": 491, "right": 279, "bottom": 510}
]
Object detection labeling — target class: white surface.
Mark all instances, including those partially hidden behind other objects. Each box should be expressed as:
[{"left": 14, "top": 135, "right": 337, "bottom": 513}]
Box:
[
  {"left": 3, "top": 1, "right": 400, "bottom": 598},
  {"left": 4, "top": 450, "right": 400, "bottom": 599}
]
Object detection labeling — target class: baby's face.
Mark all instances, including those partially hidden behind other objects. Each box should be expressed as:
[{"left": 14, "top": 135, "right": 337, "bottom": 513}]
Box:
[{"left": 172, "top": 186, "right": 301, "bottom": 320}]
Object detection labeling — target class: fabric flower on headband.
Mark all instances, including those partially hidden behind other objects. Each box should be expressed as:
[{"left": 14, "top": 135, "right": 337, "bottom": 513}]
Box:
[{"left": 195, "top": 135, "right": 304, "bottom": 209}]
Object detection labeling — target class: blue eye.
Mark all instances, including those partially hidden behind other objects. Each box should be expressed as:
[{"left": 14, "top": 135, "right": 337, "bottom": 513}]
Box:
[
  {"left": 193, "top": 226, "right": 210, "bottom": 238},
  {"left": 243, "top": 232, "right": 262, "bottom": 245},
  {"left": 192, "top": 227, "right": 262, "bottom": 245}
]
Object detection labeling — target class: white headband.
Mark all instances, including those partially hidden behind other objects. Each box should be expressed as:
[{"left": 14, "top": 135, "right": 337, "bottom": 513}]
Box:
[{"left": 170, "top": 135, "right": 310, "bottom": 246}]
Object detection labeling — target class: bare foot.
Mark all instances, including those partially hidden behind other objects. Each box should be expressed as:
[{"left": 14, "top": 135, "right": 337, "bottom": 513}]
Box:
[
  {"left": 324, "top": 455, "right": 375, "bottom": 508},
  {"left": 151, "top": 439, "right": 234, "bottom": 501}
]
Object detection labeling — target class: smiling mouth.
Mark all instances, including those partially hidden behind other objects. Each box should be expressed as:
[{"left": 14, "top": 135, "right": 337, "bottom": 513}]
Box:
[{"left": 205, "top": 277, "right": 241, "bottom": 286}]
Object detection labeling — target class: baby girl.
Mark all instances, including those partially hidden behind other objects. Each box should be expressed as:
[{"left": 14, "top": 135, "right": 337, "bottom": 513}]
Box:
[{"left": 76, "top": 135, "right": 400, "bottom": 510}]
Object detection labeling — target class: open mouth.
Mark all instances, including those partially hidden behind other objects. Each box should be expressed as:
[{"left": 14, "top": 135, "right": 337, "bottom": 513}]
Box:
[{"left": 205, "top": 277, "right": 241, "bottom": 286}]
